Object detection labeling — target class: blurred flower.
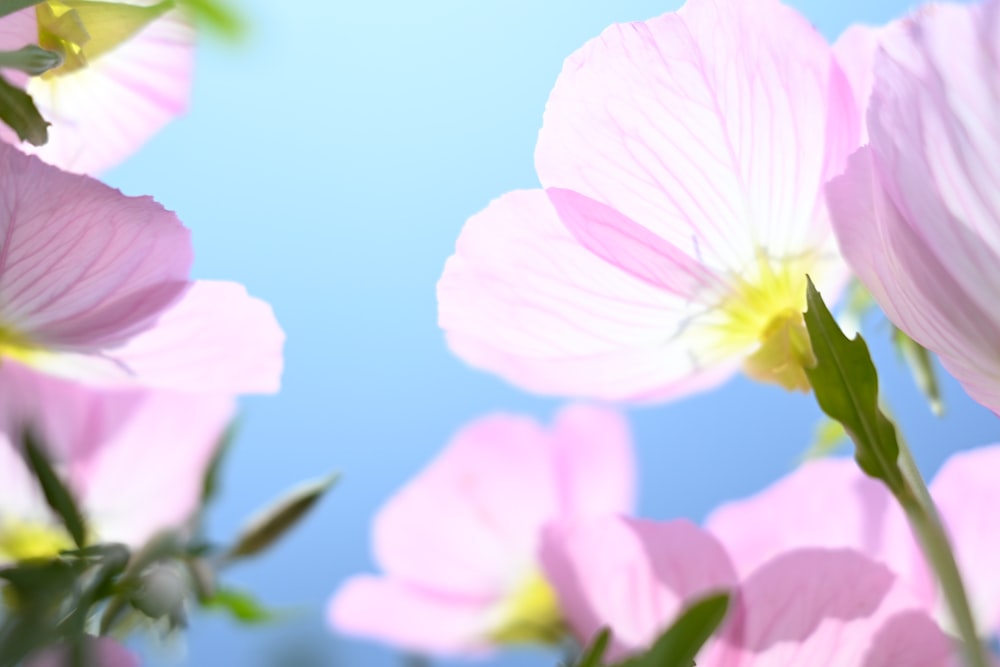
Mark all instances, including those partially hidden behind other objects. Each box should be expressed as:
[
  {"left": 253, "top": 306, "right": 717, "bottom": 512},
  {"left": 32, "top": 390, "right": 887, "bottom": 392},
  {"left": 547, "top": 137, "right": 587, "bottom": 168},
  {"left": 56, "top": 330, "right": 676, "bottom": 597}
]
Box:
[
  {"left": 0, "top": 0, "right": 194, "bottom": 174},
  {"left": 542, "top": 515, "right": 956, "bottom": 665},
  {"left": 0, "top": 360, "right": 233, "bottom": 562},
  {"left": 706, "top": 446, "right": 1000, "bottom": 637},
  {"left": 0, "top": 144, "right": 284, "bottom": 394},
  {"left": 827, "top": 0, "right": 1000, "bottom": 415},
  {"left": 328, "top": 404, "right": 634, "bottom": 655},
  {"left": 438, "top": 0, "right": 870, "bottom": 402},
  {"left": 25, "top": 636, "right": 139, "bottom": 667}
]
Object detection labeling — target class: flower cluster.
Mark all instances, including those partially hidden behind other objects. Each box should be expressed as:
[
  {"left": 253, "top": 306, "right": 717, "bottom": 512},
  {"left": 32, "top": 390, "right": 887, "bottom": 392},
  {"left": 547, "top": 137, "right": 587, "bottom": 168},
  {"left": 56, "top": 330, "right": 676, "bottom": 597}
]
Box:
[{"left": 332, "top": 0, "right": 1000, "bottom": 665}]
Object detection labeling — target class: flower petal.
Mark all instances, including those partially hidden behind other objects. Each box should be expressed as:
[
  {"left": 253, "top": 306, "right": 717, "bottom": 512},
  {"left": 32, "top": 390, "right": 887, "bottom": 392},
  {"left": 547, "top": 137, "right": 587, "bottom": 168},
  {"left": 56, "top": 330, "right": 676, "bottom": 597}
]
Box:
[
  {"left": 23, "top": 281, "right": 285, "bottom": 394},
  {"left": 20, "top": 6, "right": 194, "bottom": 174},
  {"left": 540, "top": 516, "right": 736, "bottom": 660},
  {"left": 832, "top": 24, "right": 882, "bottom": 144},
  {"left": 25, "top": 636, "right": 139, "bottom": 667},
  {"left": 0, "top": 145, "right": 191, "bottom": 348},
  {"left": 328, "top": 576, "right": 493, "bottom": 655},
  {"left": 534, "top": 0, "right": 858, "bottom": 272},
  {"left": 438, "top": 189, "right": 738, "bottom": 401}
]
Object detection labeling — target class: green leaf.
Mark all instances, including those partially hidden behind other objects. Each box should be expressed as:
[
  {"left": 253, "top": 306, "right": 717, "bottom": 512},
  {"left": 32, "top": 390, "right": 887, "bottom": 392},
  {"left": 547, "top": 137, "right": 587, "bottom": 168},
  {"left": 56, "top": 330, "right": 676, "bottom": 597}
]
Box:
[
  {"left": 802, "top": 278, "right": 906, "bottom": 497},
  {"left": 203, "top": 587, "right": 276, "bottom": 624},
  {"left": 892, "top": 326, "right": 944, "bottom": 416},
  {"left": 22, "top": 430, "right": 86, "bottom": 548},
  {"left": 224, "top": 473, "right": 339, "bottom": 562},
  {"left": 800, "top": 416, "right": 848, "bottom": 461},
  {"left": 575, "top": 628, "right": 612, "bottom": 667},
  {"left": 177, "top": 0, "right": 245, "bottom": 40},
  {"left": 200, "top": 420, "right": 239, "bottom": 508},
  {"left": 0, "top": 74, "right": 48, "bottom": 145},
  {"left": 614, "top": 593, "right": 729, "bottom": 667},
  {"left": 0, "top": 0, "right": 41, "bottom": 20}
]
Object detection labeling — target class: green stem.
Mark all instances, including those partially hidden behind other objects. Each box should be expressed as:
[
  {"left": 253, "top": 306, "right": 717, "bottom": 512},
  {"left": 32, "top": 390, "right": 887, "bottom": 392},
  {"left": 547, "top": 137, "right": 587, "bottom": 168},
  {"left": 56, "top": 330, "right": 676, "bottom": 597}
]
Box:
[{"left": 896, "top": 441, "right": 989, "bottom": 667}]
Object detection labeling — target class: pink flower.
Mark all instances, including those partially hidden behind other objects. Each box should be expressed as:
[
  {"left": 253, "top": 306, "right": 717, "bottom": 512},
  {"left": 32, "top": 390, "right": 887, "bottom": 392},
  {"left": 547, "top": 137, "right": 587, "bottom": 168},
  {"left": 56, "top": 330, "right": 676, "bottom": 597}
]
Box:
[
  {"left": 826, "top": 0, "right": 1000, "bottom": 415},
  {"left": 542, "top": 515, "right": 957, "bottom": 665},
  {"left": 25, "top": 636, "right": 140, "bottom": 667},
  {"left": 0, "top": 1, "right": 194, "bottom": 174},
  {"left": 328, "top": 404, "right": 635, "bottom": 655},
  {"left": 438, "top": 0, "right": 871, "bottom": 401},
  {"left": 0, "top": 360, "right": 233, "bottom": 562},
  {"left": 706, "top": 446, "right": 1000, "bottom": 637},
  {"left": 0, "top": 144, "right": 284, "bottom": 394}
]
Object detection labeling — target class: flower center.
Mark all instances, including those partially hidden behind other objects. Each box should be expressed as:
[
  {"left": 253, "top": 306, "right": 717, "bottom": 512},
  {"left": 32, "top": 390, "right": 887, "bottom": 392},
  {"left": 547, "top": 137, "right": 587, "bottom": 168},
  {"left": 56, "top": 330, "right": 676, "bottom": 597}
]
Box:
[
  {"left": 715, "top": 253, "right": 815, "bottom": 392},
  {"left": 0, "top": 326, "right": 44, "bottom": 365},
  {"left": 487, "top": 570, "right": 566, "bottom": 647},
  {"left": 0, "top": 518, "right": 72, "bottom": 562},
  {"left": 36, "top": 0, "right": 174, "bottom": 78}
]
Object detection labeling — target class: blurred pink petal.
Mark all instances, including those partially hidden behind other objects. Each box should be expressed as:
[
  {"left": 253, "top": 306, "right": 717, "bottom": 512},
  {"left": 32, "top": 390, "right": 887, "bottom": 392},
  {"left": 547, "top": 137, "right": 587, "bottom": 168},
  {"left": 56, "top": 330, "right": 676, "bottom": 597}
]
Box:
[
  {"left": 0, "top": 360, "right": 233, "bottom": 554},
  {"left": 827, "top": 0, "right": 1000, "bottom": 414},
  {"left": 540, "top": 516, "right": 736, "bottom": 660},
  {"left": 25, "top": 636, "right": 140, "bottom": 667},
  {"left": 440, "top": 0, "right": 861, "bottom": 400},
  {"left": 929, "top": 445, "right": 1000, "bottom": 635},
  {"left": 330, "top": 404, "right": 635, "bottom": 654},
  {"left": 0, "top": 4, "right": 194, "bottom": 174},
  {"left": 832, "top": 24, "right": 882, "bottom": 143}
]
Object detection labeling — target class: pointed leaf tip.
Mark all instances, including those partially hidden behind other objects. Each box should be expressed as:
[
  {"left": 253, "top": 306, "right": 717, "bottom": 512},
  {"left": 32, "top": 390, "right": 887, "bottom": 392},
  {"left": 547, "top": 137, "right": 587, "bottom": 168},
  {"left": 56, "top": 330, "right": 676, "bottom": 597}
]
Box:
[
  {"left": 802, "top": 278, "right": 906, "bottom": 497},
  {"left": 22, "top": 430, "right": 86, "bottom": 549}
]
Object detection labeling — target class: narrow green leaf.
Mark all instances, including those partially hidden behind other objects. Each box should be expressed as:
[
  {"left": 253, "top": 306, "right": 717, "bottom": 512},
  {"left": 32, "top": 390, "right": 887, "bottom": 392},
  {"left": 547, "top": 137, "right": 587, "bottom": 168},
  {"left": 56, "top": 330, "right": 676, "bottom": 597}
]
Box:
[
  {"left": 176, "top": 0, "right": 245, "bottom": 40},
  {"left": 614, "top": 593, "right": 729, "bottom": 667},
  {"left": 802, "top": 278, "right": 906, "bottom": 497},
  {"left": 0, "top": 0, "right": 41, "bottom": 20},
  {"left": 575, "top": 628, "right": 612, "bottom": 667},
  {"left": 224, "top": 473, "right": 339, "bottom": 562},
  {"left": 22, "top": 430, "right": 86, "bottom": 548},
  {"left": 201, "top": 420, "right": 239, "bottom": 508},
  {"left": 800, "top": 416, "right": 848, "bottom": 462},
  {"left": 203, "top": 587, "right": 276, "bottom": 624},
  {"left": 0, "top": 74, "right": 48, "bottom": 145},
  {"left": 892, "top": 326, "right": 944, "bottom": 416}
]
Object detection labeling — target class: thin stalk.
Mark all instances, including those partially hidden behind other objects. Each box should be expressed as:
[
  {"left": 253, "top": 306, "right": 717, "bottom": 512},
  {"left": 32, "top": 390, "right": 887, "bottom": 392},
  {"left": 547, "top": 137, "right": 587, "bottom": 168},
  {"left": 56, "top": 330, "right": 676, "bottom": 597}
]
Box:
[{"left": 896, "top": 440, "right": 988, "bottom": 667}]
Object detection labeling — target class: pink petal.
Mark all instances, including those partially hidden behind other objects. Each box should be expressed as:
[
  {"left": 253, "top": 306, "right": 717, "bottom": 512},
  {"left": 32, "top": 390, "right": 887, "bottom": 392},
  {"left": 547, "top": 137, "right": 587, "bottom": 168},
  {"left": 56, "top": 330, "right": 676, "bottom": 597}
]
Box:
[
  {"left": 329, "top": 576, "right": 493, "bottom": 655},
  {"left": 547, "top": 404, "right": 635, "bottom": 519},
  {"left": 0, "top": 8, "right": 38, "bottom": 89},
  {"left": 20, "top": 8, "right": 195, "bottom": 174},
  {"left": 827, "top": 147, "right": 1000, "bottom": 413},
  {"left": 705, "top": 549, "right": 950, "bottom": 667},
  {"left": 25, "top": 636, "right": 140, "bottom": 667},
  {"left": 534, "top": 0, "right": 858, "bottom": 272},
  {"left": 929, "top": 444, "right": 1000, "bottom": 635},
  {"left": 832, "top": 24, "right": 882, "bottom": 144},
  {"left": 861, "top": 611, "right": 960, "bottom": 667},
  {"left": 438, "top": 189, "right": 739, "bottom": 401},
  {"left": 372, "top": 410, "right": 574, "bottom": 595},
  {"left": 540, "top": 516, "right": 736, "bottom": 660},
  {"left": 704, "top": 458, "right": 922, "bottom": 597},
  {"left": 0, "top": 432, "right": 46, "bottom": 524},
  {"left": 0, "top": 145, "right": 191, "bottom": 348},
  {"left": 25, "top": 281, "right": 285, "bottom": 395}
]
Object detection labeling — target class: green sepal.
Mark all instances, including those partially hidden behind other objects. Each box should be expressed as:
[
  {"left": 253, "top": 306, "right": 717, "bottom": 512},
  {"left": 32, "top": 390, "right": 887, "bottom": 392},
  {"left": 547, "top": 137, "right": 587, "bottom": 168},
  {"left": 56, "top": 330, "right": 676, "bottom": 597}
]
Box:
[
  {"left": 612, "top": 593, "right": 729, "bottom": 667},
  {"left": 0, "top": 74, "right": 48, "bottom": 145},
  {"left": 802, "top": 278, "right": 907, "bottom": 498}
]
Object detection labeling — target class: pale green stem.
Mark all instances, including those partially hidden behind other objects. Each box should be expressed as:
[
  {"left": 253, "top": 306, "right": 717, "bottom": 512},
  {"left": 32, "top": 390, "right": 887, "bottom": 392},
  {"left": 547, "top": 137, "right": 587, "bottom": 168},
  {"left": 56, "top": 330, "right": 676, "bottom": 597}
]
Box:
[{"left": 896, "top": 440, "right": 989, "bottom": 667}]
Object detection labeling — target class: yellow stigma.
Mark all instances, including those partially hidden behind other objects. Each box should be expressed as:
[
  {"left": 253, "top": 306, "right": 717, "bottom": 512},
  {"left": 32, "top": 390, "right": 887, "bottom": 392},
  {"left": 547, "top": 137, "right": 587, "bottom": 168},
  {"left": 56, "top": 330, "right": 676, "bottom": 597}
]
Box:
[
  {"left": 36, "top": 0, "right": 175, "bottom": 78},
  {"left": 487, "top": 571, "right": 566, "bottom": 646},
  {"left": 0, "top": 326, "right": 46, "bottom": 366},
  {"left": 715, "top": 252, "right": 816, "bottom": 392},
  {"left": 0, "top": 518, "right": 73, "bottom": 562}
]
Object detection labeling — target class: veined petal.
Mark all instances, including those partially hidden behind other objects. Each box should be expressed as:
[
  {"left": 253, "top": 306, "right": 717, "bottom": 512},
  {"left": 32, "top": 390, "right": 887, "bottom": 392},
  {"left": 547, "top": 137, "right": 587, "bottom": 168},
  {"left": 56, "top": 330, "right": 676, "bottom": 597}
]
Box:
[
  {"left": 832, "top": 24, "right": 882, "bottom": 144},
  {"left": 0, "top": 145, "right": 191, "bottom": 347},
  {"left": 929, "top": 444, "right": 1000, "bottom": 635},
  {"left": 438, "top": 189, "right": 739, "bottom": 401},
  {"left": 21, "top": 281, "right": 285, "bottom": 394},
  {"left": 540, "top": 516, "right": 736, "bottom": 660},
  {"left": 19, "top": 4, "right": 194, "bottom": 174},
  {"left": 329, "top": 576, "right": 494, "bottom": 655},
  {"left": 827, "top": 147, "right": 1000, "bottom": 413},
  {"left": 534, "top": 0, "right": 858, "bottom": 273}
]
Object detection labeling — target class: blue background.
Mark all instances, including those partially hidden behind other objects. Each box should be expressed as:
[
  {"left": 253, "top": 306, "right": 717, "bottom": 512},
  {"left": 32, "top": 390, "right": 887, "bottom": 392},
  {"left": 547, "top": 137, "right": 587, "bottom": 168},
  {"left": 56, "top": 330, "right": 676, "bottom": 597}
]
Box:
[{"left": 104, "top": 0, "right": 996, "bottom": 665}]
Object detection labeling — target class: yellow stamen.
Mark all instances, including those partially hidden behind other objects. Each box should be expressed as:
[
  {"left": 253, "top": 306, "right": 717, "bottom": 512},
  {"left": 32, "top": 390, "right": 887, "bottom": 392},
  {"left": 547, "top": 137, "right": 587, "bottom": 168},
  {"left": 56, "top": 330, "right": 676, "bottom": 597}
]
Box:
[
  {"left": 0, "top": 518, "right": 73, "bottom": 562},
  {"left": 488, "top": 570, "right": 566, "bottom": 646}
]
